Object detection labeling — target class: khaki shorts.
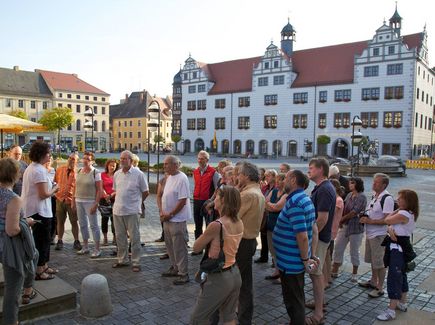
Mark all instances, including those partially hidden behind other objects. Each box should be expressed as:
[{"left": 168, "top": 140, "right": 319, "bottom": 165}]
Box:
[
  {"left": 56, "top": 199, "right": 78, "bottom": 224},
  {"left": 312, "top": 240, "right": 330, "bottom": 276},
  {"left": 364, "top": 235, "right": 386, "bottom": 269}
]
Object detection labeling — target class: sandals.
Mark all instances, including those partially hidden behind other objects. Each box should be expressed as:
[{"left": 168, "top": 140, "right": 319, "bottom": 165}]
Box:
[
  {"left": 35, "top": 272, "right": 55, "bottom": 281},
  {"left": 44, "top": 266, "right": 59, "bottom": 274},
  {"left": 132, "top": 265, "right": 141, "bottom": 272},
  {"left": 112, "top": 262, "right": 130, "bottom": 268},
  {"left": 305, "top": 315, "right": 326, "bottom": 325},
  {"left": 22, "top": 289, "right": 37, "bottom": 304}
]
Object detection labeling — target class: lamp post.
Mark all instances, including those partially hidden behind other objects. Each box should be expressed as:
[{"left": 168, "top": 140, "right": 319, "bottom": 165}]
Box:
[
  {"left": 148, "top": 98, "right": 161, "bottom": 183},
  {"left": 84, "top": 106, "right": 95, "bottom": 152},
  {"left": 83, "top": 119, "right": 93, "bottom": 151},
  {"left": 351, "top": 115, "right": 363, "bottom": 176}
]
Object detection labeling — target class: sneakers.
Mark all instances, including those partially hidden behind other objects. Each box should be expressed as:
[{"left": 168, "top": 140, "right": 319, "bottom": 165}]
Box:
[
  {"left": 173, "top": 274, "right": 189, "bottom": 285},
  {"left": 90, "top": 250, "right": 101, "bottom": 258},
  {"left": 376, "top": 308, "right": 396, "bottom": 321},
  {"left": 358, "top": 280, "right": 377, "bottom": 289},
  {"left": 55, "top": 240, "right": 63, "bottom": 251},
  {"left": 351, "top": 274, "right": 358, "bottom": 283},
  {"left": 73, "top": 240, "right": 82, "bottom": 250},
  {"left": 397, "top": 302, "right": 408, "bottom": 312},
  {"left": 77, "top": 248, "right": 90, "bottom": 255},
  {"left": 162, "top": 267, "right": 179, "bottom": 277},
  {"left": 368, "top": 289, "right": 384, "bottom": 298}
]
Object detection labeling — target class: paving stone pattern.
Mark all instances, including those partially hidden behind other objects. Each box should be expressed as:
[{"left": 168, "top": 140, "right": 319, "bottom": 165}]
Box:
[{"left": 29, "top": 194, "right": 435, "bottom": 324}]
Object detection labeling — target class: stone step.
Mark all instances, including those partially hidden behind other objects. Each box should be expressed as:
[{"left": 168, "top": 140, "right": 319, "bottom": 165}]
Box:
[{"left": 0, "top": 275, "right": 77, "bottom": 324}]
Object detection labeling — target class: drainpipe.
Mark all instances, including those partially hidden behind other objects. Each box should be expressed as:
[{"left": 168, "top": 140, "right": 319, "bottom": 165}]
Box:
[
  {"left": 313, "top": 85, "right": 317, "bottom": 155},
  {"left": 230, "top": 93, "right": 233, "bottom": 154}
]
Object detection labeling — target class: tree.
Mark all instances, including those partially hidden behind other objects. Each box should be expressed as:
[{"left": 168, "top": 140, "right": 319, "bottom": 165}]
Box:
[
  {"left": 171, "top": 134, "right": 182, "bottom": 152},
  {"left": 317, "top": 135, "right": 331, "bottom": 145},
  {"left": 154, "top": 134, "right": 165, "bottom": 145},
  {"left": 39, "top": 107, "right": 74, "bottom": 156},
  {"left": 9, "top": 109, "right": 28, "bottom": 120}
]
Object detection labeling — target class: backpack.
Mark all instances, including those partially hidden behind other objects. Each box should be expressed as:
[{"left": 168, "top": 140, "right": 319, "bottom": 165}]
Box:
[{"left": 379, "top": 194, "right": 399, "bottom": 211}]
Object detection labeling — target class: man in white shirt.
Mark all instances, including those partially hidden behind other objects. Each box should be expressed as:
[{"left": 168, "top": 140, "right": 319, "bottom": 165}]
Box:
[
  {"left": 359, "top": 173, "right": 394, "bottom": 298},
  {"left": 112, "top": 150, "right": 149, "bottom": 272},
  {"left": 160, "top": 155, "right": 191, "bottom": 285}
]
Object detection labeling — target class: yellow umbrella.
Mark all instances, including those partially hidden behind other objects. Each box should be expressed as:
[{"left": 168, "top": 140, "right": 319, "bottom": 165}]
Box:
[{"left": 0, "top": 114, "right": 47, "bottom": 156}]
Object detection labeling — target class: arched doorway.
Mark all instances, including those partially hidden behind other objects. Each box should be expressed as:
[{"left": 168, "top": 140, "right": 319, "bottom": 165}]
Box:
[
  {"left": 333, "top": 138, "right": 349, "bottom": 158},
  {"left": 233, "top": 140, "right": 241, "bottom": 154},
  {"left": 222, "top": 140, "right": 229, "bottom": 154},
  {"left": 272, "top": 140, "right": 282, "bottom": 156},
  {"left": 194, "top": 138, "right": 204, "bottom": 152},
  {"left": 287, "top": 140, "right": 297, "bottom": 157},
  {"left": 259, "top": 140, "right": 268, "bottom": 156},
  {"left": 246, "top": 140, "right": 254, "bottom": 155},
  {"left": 184, "top": 139, "right": 191, "bottom": 153}
]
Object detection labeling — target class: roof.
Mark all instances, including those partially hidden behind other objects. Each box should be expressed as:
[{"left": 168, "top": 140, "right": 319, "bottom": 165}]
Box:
[
  {"left": 281, "top": 21, "right": 295, "bottom": 35},
  {"left": 0, "top": 67, "right": 52, "bottom": 98},
  {"left": 110, "top": 91, "right": 171, "bottom": 121},
  {"left": 37, "top": 69, "right": 109, "bottom": 95},
  {"left": 199, "top": 33, "right": 422, "bottom": 92}
]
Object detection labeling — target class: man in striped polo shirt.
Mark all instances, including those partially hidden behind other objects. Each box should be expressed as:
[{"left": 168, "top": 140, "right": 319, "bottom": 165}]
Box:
[{"left": 273, "top": 170, "right": 318, "bottom": 325}]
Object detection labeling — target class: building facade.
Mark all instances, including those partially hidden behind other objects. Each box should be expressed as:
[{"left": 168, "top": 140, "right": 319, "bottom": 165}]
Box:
[
  {"left": 110, "top": 90, "right": 172, "bottom": 152},
  {"left": 173, "top": 8, "right": 435, "bottom": 159}
]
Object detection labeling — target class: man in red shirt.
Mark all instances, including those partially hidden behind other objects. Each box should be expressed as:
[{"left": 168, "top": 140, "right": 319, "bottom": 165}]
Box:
[
  {"left": 54, "top": 153, "right": 81, "bottom": 250},
  {"left": 192, "top": 150, "right": 220, "bottom": 254}
]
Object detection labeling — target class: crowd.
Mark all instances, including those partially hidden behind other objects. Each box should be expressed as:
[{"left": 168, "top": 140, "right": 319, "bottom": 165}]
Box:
[{"left": 0, "top": 144, "right": 419, "bottom": 325}]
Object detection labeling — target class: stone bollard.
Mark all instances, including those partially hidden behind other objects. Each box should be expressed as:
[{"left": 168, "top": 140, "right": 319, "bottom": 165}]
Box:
[{"left": 80, "top": 274, "right": 112, "bottom": 318}]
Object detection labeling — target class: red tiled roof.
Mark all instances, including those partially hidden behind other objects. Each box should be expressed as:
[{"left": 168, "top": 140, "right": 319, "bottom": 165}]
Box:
[
  {"left": 37, "top": 69, "right": 109, "bottom": 95},
  {"left": 202, "top": 33, "right": 422, "bottom": 92}
]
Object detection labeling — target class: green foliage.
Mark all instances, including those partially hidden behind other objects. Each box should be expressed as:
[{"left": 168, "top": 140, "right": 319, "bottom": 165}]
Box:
[
  {"left": 180, "top": 166, "right": 193, "bottom": 176},
  {"left": 153, "top": 162, "right": 164, "bottom": 170},
  {"left": 9, "top": 109, "right": 28, "bottom": 120},
  {"left": 171, "top": 134, "right": 182, "bottom": 143},
  {"left": 138, "top": 160, "right": 149, "bottom": 168},
  {"left": 95, "top": 158, "right": 108, "bottom": 167},
  {"left": 317, "top": 135, "right": 331, "bottom": 145},
  {"left": 39, "top": 107, "right": 74, "bottom": 131},
  {"left": 154, "top": 134, "right": 165, "bottom": 144}
]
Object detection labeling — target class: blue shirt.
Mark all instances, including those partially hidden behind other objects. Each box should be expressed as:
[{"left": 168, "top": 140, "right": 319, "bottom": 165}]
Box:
[
  {"left": 273, "top": 189, "right": 316, "bottom": 274},
  {"left": 311, "top": 180, "right": 336, "bottom": 243}
]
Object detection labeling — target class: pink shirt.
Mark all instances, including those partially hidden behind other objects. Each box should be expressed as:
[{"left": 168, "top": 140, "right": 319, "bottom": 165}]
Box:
[
  {"left": 331, "top": 196, "right": 344, "bottom": 240},
  {"left": 101, "top": 172, "right": 114, "bottom": 196}
]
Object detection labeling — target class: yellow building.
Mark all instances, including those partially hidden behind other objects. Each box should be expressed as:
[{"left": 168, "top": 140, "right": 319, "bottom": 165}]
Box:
[{"left": 110, "top": 91, "right": 172, "bottom": 152}]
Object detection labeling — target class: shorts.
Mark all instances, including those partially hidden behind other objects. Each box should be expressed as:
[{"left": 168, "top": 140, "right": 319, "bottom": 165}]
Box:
[
  {"left": 364, "top": 235, "right": 386, "bottom": 269},
  {"left": 312, "top": 240, "right": 329, "bottom": 276}
]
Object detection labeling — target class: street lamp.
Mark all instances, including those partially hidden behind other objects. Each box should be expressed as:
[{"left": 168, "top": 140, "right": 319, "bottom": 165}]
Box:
[
  {"left": 148, "top": 98, "right": 161, "bottom": 183},
  {"left": 83, "top": 119, "right": 93, "bottom": 151},
  {"left": 84, "top": 106, "right": 95, "bottom": 152},
  {"left": 351, "top": 115, "right": 363, "bottom": 176}
]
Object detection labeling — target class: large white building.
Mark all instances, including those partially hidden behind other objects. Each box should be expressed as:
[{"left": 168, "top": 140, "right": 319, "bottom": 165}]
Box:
[{"left": 172, "top": 8, "right": 434, "bottom": 159}]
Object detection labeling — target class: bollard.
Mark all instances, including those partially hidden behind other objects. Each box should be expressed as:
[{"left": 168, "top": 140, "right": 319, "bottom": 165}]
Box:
[{"left": 80, "top": 274, "right": 112, "bottom": 318}]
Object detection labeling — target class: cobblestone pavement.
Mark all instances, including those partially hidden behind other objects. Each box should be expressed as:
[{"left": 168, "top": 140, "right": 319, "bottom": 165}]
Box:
[{"left": 30, "top": 194, "right": 435, "bottom": 325}]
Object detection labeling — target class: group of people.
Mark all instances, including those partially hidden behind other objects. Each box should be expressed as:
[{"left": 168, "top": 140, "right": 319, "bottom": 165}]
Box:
[{"left": 0, "top": 144, "right": 419, "bottom": 325}]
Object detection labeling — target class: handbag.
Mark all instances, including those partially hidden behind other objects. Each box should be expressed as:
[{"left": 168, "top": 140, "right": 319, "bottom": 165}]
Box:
[
  {"left": 199, "top": 220, "right": 225, "bottom": 273},
  {"left": 98, "top": 199, "right": 113, "bottom": 216}
]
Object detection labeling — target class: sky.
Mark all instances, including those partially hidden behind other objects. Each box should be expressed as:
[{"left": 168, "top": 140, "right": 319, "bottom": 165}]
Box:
[{"left": 1, "top": 0, "right": 434, "bottom": 104}]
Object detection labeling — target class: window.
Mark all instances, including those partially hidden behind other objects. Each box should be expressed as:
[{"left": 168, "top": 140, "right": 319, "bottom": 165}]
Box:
[
  {"left": 31, "top": 118, "right": 36, "bottom": 122},
  {"left": 6, "top": 98, "right": 11, "bottom": 107},
  {"left": 43, "top": 101, "right": 48, "bottom": 109},
  {"left": 102, "top": 107, "right": 106, "bottom": 115},
  {"left": 102, "top": 121, "right": 106, "bottom": 132},
  {"left": 173, "top": 120, "right": 181, "bottom": 133},
  {"left": 94, "top": 121, "right": 98, "bottom": 132},
  {"left": 238, "top": 116, "right": 250, "bottom": 129},
  {"left": 293, "top": 115, "right": 300, "bottom": 128},
  {"left": 292, "top": 114, "right": 307, "bottom": 128},
  {"left": 319, "top": 91, "right": 327, "bottom": 103},
  {"left": 264, "top": 94, "right": 278, "bottom": 105},
  {"left": 215, "top": 99, "right": 226, "bottom": 109},
  {"left": 188, "top": 85, "right": 196, "bottom": 93},
  {"left": 264, "top": 62, "right": 269, "bottom": 69},
  {"left": 18, "top": 99, "right": 24, "bottom": 108},
  {"left": 30, "top": 101, "right": 36, "bottom": 109},
  {"left": 124, "top": 121, "right": 127, "bottom": 127},
  {"left": 361, "top": 112, "right": 378, "bottom": 128},
  {"left": 76, "top": 105, "right": 81, "bottom": 113},
  {"left": 192, "top": 72, "right": 197, "bottom": 79},
  {"left": 415, "top": 113, "right": 418, "bottom": 127},
  {"left": 187, "top": 119, "right": 196, "bottom": 130},
  {"left": 364, "top": 66, "right": 379, "bottom": 77},
  {"left": 94, "top": 96, "right": 98, "bottom": 101},
  {"left": 118, "top": 121, "right": 121, "bottom": 127},
  {"left": 197, "top": 100, "right": 206, "bottom": 110},
  {"left": 58, "top": 103, "right": 63, "bottom": 108},
  {"left": 417, "top": 88, "right": 420, "bottom": 99},
  {"left": 382, "top": 143, "right": 401, "bottom": 156},
  {"left": 118, "top": 132, "right": 121, "bottom": 138},
  {"left": 334, "top": 90, "right": 351, "bottom": 102},
  {"left": 187, "top": 100, "right": 196, "bottom": 110},
  {"left": 175, "top": 86, "right": 181, "bottom": 95},
  {"left": 385, "top": 86, "right": 404, "bottom": 99},
  {"left": 76, "top": 120, "right": 81, "bottom": 131},
  {"left": 197, "top": 118, "right": 206, "bottom": 130},
  {"left": 334, "top": 113, "right": 350, "bottom": 128},
  {"left": 238, "top": 96, "right": 250, "bottom": 107},
  {"left": 215, "top": 118, "right": 225, "bottom": 130},
  {"left": 173, "top": 101, "right": 181, "bottom": 110},
  {"left": 85, "top": 96, "right": 89, "bottom": 100},
  {"left": 67, "top": 104, "right": 72, "bottom": 109},
  {"left": 300, "top": 114, "right": 308, "bottom": 128},
  {"left": 388, "top": 46, "right": 395, "bottom": 54},
  {"left": 59, "top": 93, "right": 63, "bottom": 98},
  {"left": 387, "top": 63, "right": 403, "bottom": 75},
  {"left": 67, "top": 94, "right": 72, "bottom": 99},
  {"left": 273, "top": 75, "right": 284, "bottom": 85},
  {"left": 293, "top": 92, "right": 308, "bottom": 104},
  {"left": 273, "top": 61, "right": 279, "bottom": 68},
  {"left": 76, "top": 95, "right": 81, "bottom": 99},
  {"left": 373, "top": 48, "right": 380, "bottom": 56},
  {"left": 93, "top": 106, "right": 98, "bottom": 114},
  {"left": 264, "top": 115, "right": 277, "bottom": 129},
  {"left": 129, "top": 121, "right": 133, "bottom": 127},
  {"left": 318, "top": 113, "right": 326, "bottom": 128},
  {"left": 198, "top": 84, "right": 206, "bottom": 92},
  {"left": 258, "top": 77, "right": 268, "bottom": 86},
  {"left": 183, "top": 73, "right": 188, "bottom": 80},
  {"left": 138, "top": 120, "right": 141, "bottom": 127},
  {"left": 343, "top": 89, "right": 351, "bottom": 101},
  {"left": 362, "top": 88, "right": 380, "bottom": 100},
  {"left": 383, "top": 111, "right": 402, "bottom": 128}
]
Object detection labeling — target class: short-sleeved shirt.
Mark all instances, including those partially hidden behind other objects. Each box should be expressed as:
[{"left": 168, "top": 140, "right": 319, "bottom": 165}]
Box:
[
  {"left": 113, "top": 166, "right": 149, "bottom": 216},
  {"left": 101, "top": 172, "right": 115, "bottom": 196},
  {"left": 273, "top": 189, "right": 316, "bottom": 274},
  {"left": 54, "top": 166, "right": 76, "bottom": 204},
  {"left": 365, "top": 190, "right": 394, "bottom": 239},
  {"left": 343, "top": 192, "right": 367, "bottom": 236},
  {"left": 22, "top": 162, "right": 53, "bottom": 218},
  {"left": 311, "top": 180, "right": 336, "bottom": 243},
  {"left": 12, "top": 160, "right": 28, "bottom": 195},
  {"left": 393, "top": 210, "right": 415, "bottom": 236},
  {"left": 162, "top": 172, "right": 191, "bottom": 222}
]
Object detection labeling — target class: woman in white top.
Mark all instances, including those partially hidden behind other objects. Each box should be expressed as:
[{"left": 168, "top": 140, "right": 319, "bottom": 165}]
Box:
[
  {"left": 21, "top": 141, "right": 59, "bottom": 280},
  {"left": 44, "top": 156, "right": 57, "bottom": 244},
  {"left": 377, "top": 189, "right": 419, "bottom": 321},
  {"left": 72, "top": 151, "right": 102, "bottom": 258}
]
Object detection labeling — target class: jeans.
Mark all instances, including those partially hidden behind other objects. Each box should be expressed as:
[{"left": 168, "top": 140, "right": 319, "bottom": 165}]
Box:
[
  {"left": 76, "top": 201, "right": 100, "bottom": 243},
  {"left": 280, "top": 271, "right": 305, "bottom": 325},
  {"left": 387, "top": 249, "right": 409, "bottom": 300}
]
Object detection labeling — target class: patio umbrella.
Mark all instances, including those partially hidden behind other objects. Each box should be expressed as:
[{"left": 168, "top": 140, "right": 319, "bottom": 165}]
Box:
[{"left": 0, "top": 114, "right": 47, "bottom": 157}]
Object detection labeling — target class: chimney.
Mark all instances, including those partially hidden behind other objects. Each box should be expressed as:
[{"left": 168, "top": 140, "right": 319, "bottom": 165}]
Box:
[
  {"left": 139, "top": 92, "right": 144, "bottom": 103},
  {"left": 124, "top": 93, "right": 129, "bottom": 104},
  {"left": 13, "top": 66, "right": 19, "bottom": 71}
]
